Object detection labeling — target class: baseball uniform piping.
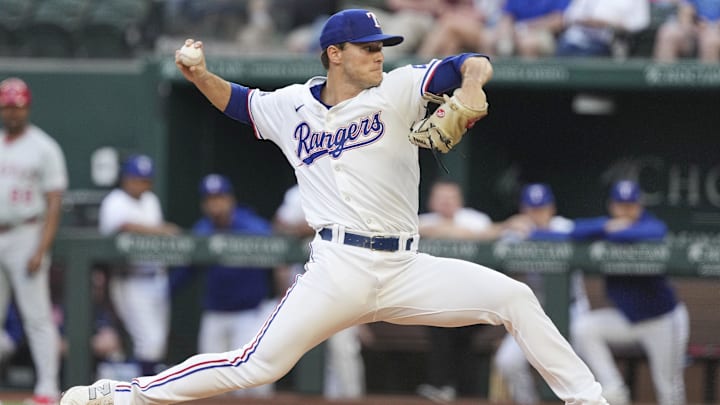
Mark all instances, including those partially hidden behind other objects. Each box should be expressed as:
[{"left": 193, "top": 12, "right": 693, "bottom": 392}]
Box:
[
  {"left": 420, "top": 59, "right": 441, "bottom": 97},
  {"left": 129, "top": 276, "right": 301, "bottom": 392},
  {"left": 247, "top": 89, "right": 263, "bottom": 140}
]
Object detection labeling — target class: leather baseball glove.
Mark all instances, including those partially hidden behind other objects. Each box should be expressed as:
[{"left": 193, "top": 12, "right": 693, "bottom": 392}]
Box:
[{"left": 409, "top": 91, "right": 489, "bottom": 153}]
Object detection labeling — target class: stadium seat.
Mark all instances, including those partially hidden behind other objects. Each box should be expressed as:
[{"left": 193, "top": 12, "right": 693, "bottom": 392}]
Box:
[
  {"left": 20, "top": 0, "right": 90, "bottom": 57},
  {"left": 0, "top": 0, "right": 35, "bottom": 56},
  {"left": 79, "top": 0, "right": 151, "bottom": 58},
  {"left": 628, "top": 2, "right": 678, "bottom": 58}
]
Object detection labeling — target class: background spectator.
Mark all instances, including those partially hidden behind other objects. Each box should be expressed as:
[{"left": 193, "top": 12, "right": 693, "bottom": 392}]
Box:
[
  {"left": 416, "top": 179, "right": 504, "bottom": 402},
  {"left": 171, "top": 173, "right": 277, "bottom": 398},
  {"left": 375, "top": 0, "right": 471, "bottom": 58},
  {"left": 98, "top": 154, "right": 181, "bottom": 377},
  {"left": 419, "top": 179, "right": 505, "bottom": 240},
  {"left": 0, "top": 77, "right": 66, "bottom": 405},
  {"left": 654, "top": 0, "right": 720, "bottom": 62},
  {"left": 166, "top": 0, "right": 249, "bottom": 41},
  {"left": 493, "top": 0, "right": 570, "bottom": 58},
  {"left": 570, "top": 179, "right": 689, "bottom": 405},
  {"left": 417, "top": 0, "right": 506, "bottom": 58},
  {"left": 282, "top": 0, "right": 342, "bottom": 54},
  {"left": 285, "top": 0, "right": 469, "bottom": 57},
  {"left": 555, "top": 0, "right": 650, "bottom": 58}
]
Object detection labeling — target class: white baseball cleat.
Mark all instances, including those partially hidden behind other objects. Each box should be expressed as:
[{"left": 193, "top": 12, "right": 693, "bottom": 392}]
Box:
[{"left": 60, "top": 379, "right": 119, "bottom": 405}]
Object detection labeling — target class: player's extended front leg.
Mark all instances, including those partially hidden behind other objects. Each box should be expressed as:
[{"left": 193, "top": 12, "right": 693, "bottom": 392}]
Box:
[
  {"left": 379, "top": 253, "right": 607, "bottom": 405},
  {"left": 62, "top": 267, "right": 367, "bottom": 405}
]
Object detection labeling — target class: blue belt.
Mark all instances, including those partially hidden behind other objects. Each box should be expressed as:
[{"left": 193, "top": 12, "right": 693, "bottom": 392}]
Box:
[{"left": 319, "top": 228, "right": 413, "bottom": 252}]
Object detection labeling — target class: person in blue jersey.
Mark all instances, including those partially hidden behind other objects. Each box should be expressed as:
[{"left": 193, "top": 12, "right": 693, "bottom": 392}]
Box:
[
  {"left": 555, "top": 0, "right": 650, "bottom": 58},
  {"left": 493, "top": 0, "right": 570, "bottom": 58},
  {"left": 172, "top": 173, "right": 278, "bottom": 398},
  {"left": 493, "top": 183, "right": 590, "bottom": 405},
  {"left": 569, "top": 179, "right": 689, "bottom": 405}
]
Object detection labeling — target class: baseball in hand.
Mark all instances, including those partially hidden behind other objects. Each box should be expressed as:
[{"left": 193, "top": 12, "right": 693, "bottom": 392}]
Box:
[{"left": 178, "top": 44, "right": 203, "bottom": 66}]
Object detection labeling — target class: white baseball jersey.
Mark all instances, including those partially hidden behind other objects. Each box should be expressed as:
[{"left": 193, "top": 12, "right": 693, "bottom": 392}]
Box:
[
  {"left": 249, "top": 64, "right": 432, "bottom": 234},
  {"left": 564, "top": 0, "right": 649, "bottom": 32},
  {"left": 0, "top": 124, "right": 68, "bottom": 224},
  {"left": 275, "top": 184, "right": 306, "bottom": 227},
  {"left": 99, "top": 188, "right": 167, "bottom": 276},
  {"left": 99, "top": 189, "right": 164, "bottom": 235},
  {"left": 419, "top": 208, "right": 493, "bottom": 234}
]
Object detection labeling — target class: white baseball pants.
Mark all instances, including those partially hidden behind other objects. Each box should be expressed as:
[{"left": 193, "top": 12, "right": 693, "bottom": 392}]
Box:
[
  {"left": 110, "top": 273, "right": 170, "bottom": 362},
  {"left": 0, "top": 223, "right": 60, "bottom": 398},
  {"left": 110, "top": 239, "right": 606, "bottom": 405},
  {"left": 571, "top": 303, "right": 689, "bottom": 405},
  {"left": 323, "top": 325, "right": 365, "bottom": 399}
]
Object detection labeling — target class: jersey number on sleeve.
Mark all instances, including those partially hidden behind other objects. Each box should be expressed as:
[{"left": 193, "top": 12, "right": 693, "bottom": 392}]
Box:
[{"left": 10, "top": 188, "right": 33, "bottom": 204}]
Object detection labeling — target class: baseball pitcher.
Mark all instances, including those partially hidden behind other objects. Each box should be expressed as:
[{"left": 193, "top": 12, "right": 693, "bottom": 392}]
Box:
[{"left": 62, "top": 9, "right": 609, "bottom": 405}]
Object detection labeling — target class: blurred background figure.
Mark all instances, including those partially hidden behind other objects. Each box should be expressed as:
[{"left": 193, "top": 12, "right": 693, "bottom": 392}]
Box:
[
  {"left": 654, "top": 0, "right": 720, "bottom": 63},
  {"left": 166, "top": 0, "right": 249, "bottom": 41},
  {"left": 418, "top": 179, "right": 505, "bottom": 240},
  {"left": 417, "top": 0, "right": 506, "bottom": 58},
  {"left": 555, "top": 0, "right": 650, "bottom": 58},
  {"left": 282, "top": 0, "right": 341, "bottom": 54},
  {"left": 570, "top": 179, "right": 689, "bottom": 405},
  {"left": 416, "top": 179, "right": 504, "bottom": 403},
  {"left": 98, "top": 154, "right": 181, "bottom": 377},
  {"left": 492, "top": 183, "right": 589, "bottom": 405},
  {"left": 373, "top": 0, "right": 476, "bottom": 58},
  {"left": 89, "top": 268, "right": 133, "bottom": 381},
  {"left": 492, "top": 0, "right": 570, "bottom": 58},
  {"left": 285, "top": 0, "right": 475, "bottom": 57},
  {"left": 273, "top": 184, "right": 372, "bottom": 400},
  {"left": 171, "top": 173, "right": 277, "bottom": 398},
  {"left": 0, "top": 77, "right": 66, "bottom": 405}
]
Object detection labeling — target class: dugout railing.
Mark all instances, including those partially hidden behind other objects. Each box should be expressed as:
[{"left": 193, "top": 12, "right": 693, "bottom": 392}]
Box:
[{"left": 53, "top": 230, "right": 720, "bottom": 399}]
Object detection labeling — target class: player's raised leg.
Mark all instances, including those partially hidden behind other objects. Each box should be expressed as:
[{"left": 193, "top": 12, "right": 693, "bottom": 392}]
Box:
[{"left": 379, "top": 253, "right": 607, "bottom": 405}]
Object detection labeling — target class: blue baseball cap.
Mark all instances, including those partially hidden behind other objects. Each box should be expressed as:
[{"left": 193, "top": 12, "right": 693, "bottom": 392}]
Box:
[
  {"left": 521, "top": 183, "right": 555, "bottom": 207},
  {"left": 319, "top": 9, "right": 404, "bottom": 50},
  {"left": 121, "top": 154, "right": 154, "bottom": 179},
  {"left": 199, "top": 174, "right": 234, "bottom": 197},
  {"left": 610, "top": 180, "right": 641, "bottom": 203}
]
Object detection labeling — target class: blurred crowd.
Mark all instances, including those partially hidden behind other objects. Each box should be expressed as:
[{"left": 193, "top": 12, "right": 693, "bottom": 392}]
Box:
[{"left": 1, "top": 0, "right": 719, "bottom": 62}]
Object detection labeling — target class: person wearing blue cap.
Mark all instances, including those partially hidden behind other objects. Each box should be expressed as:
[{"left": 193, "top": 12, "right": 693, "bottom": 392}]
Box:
[
  {"left": 170, "top": 174, "right": 277, "bottom": 398},
  {"left": 569, "top": 180, "right": 689, "bottom": 405},
  {"left": 97, "top": 154, "right": 181, "bottom": 378},
  {"left": 503, "top": 183, "right": 574, "bottom": 241},
  {"left": 63, "top": 7, "right": 609, "bottom": 405},
  {"left": 493, "top": 183, "right": 589, "bottom": 405}
]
